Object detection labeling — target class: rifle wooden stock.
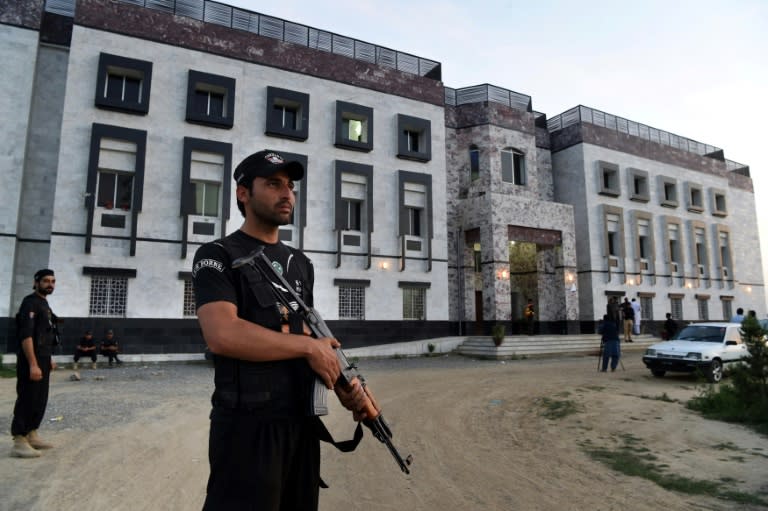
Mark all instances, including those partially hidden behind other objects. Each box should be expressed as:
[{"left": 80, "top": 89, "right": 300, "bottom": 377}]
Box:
[{"left": 232, "top": 247, "right": 413, "bottom": 474}]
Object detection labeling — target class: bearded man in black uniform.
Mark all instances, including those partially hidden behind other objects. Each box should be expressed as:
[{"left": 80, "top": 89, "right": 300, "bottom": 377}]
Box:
[
  {"left": 193, "top": 150, "right": 367, "bottom": 510},
  {"left": 10, "top": 268, "right": 58, "bottom": 458}
]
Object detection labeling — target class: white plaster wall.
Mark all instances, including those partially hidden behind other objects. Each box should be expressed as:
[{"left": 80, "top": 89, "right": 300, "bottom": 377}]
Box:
[
  {"left": 50, "top": 26, "right": 448, "bottom": 320},
  {"left": 0, "top": 25, "right": 38, "bottom": 315}
]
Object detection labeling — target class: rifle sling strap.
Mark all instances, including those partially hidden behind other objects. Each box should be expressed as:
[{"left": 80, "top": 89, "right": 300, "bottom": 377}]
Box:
[{"left": 313, "top": 416, "right": 364, "bottom": 489}]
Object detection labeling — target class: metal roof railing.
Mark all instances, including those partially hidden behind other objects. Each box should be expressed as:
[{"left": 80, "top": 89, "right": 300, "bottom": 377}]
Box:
[
  {"left": 44, "top": 0, "right": 441, "bottom": 79},
  {"left": 445, "top": 84, "right": 532, "bottom": 113},
  {"left": 547, "top": 105, "right": 748, "bottom": 171}
]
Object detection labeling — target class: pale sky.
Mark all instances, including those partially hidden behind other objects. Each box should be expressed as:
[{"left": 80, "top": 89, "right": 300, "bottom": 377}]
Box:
[{"left": 223, "top": 0, "right": 768, "bottom": 307}]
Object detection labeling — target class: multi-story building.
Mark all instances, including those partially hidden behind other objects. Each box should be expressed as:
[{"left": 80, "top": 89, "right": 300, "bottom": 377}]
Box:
[
  {"left": 1, "top": 0, "right": 764, "bottom": 354},
  {"left": 548, "top": 106, "right": 764, "bottom": 326}
]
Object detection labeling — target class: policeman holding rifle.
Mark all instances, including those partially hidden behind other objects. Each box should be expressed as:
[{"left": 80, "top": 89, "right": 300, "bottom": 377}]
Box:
[{"left": 193, "top": 150, "right": 369, "bottom": 510}]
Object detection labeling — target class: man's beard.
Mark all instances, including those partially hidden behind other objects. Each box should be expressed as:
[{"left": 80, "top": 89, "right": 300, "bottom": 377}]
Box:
[{"left": 249, "top": 200, "right": 293, "bottom": 227}]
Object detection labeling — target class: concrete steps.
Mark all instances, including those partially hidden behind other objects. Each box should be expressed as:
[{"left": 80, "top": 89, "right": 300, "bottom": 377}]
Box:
[{"left": 456, "top": 334, "right": 657, "bottom": 360}]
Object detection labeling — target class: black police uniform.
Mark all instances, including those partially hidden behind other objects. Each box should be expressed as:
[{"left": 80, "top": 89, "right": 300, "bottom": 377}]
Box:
[
  {"left": 11, "top": 293, "right": 56, "bottom": 437},
  {"left": 193, "top": 230, "right": 321, "bottom": 511},
  {"left": 74, "top": 334, "right": 97, "bottom": 363}
]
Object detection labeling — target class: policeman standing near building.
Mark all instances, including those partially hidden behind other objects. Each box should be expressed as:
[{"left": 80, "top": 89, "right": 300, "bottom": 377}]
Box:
[
  {"left": 193, "top": 150, "right": 367, "bottom": 510},
  {"left": 10, "top": 269, "right": 58, "bottom": 458}
]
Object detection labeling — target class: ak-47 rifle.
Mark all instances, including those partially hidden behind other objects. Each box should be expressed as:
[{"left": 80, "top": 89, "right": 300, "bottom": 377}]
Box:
[{"left": 232, "top": 247, "right": 413, "bottom": 474}]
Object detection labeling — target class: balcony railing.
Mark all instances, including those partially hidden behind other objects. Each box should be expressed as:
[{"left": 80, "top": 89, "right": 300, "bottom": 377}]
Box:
[
  {"left": 547, "top": 105, "right": 747, "bottom": 171},
  {"left": 44, "top": 0, "right": 441, "bottom": 80}
]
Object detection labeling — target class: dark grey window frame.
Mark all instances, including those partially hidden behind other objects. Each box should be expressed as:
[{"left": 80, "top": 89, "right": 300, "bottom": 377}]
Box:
[
  {"left": 95, "top": 52, "right": 152, "bottom": 115},
  {"left": 659, "top": 175, "right": 679, "bottom": 208},
  {"left": 335, "top": 101, "right": 373, "bottom": 152},
  {"left": 597, "top": 160, "right": 620, "bottom": 197},
  {"left": 185, "top": 70, "right": 235, "bottom": 129},
  {"left": 84, "top": 124, "right": 146, "bottom": 256},
  {"left": 265, "top": 86, "right": 309, "bottom": 141},
  {"left": 179, "top": 138, "right": 232, "bottom": 258},
  {"left": 398, "top": 170, "right": 433, "bottom": 271},
  {"left": 685, "top": 182, "right": 704, "bottom": 213},
  {"left": 396, "top": 114, "right": 431, "bottom": 162},
  {"left": 627, "top": 167, "right": 650, "bottom": 202},
  {"left": 334, "top": 161, "right": 373, "bottom": 268}
]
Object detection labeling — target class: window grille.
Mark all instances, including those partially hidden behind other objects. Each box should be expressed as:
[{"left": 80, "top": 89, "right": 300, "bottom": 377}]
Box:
[
  {"left": 183, "top": 280, "right": 196, "bottom": 317},
  {"left": 339, "top": 286, "right": 365, "bottom": 320},
  {"left": 403, "top": 287, "right": 426, "bottom": 320},
  {"left": 89, "top": 276, "right": 128, "bottom": 317}
]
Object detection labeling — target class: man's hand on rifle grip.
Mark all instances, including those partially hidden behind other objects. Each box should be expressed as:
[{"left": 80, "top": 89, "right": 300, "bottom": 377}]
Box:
[
  {"left": 305, "top": 336, "right": 342, "bottom": 389},
  {"left": 336, "top": 377, "right": 377, "bottom": 422}
]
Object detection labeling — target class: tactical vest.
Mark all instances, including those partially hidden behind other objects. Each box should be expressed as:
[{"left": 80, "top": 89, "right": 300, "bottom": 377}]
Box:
[{"left": 210, "top": 233, "right": 317, "bottom": 418}]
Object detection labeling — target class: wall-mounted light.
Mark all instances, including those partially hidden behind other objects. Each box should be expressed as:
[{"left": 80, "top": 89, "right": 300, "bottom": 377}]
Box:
[
  {"left": 627, "top": 278, "right": 636, "bottom": 286},
  {"left": 379, "top": 261, "right": 390, "bottom": 270},
  {"left": 746, "top": 286, "right": 752, "bottom": 293},
  {"left": 497, "top": 269, "right": 510, "bottom": 280}
]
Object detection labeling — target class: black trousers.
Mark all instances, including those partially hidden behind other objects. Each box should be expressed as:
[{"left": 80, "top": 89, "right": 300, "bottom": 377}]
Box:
[
  {"left": 203, "top": 408, "right": 321, "bottom": 511},
  {"left": 74, "top": 349, "right": 97, "bottom": 363},
  {"left": 11, "top": 354, "right": 51, "bottom": 436}
]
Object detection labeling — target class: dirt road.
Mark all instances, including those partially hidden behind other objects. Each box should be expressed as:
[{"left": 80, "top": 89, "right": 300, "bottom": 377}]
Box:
[{"left": 1, "top": 352, "right": 766, "bottom": 510}]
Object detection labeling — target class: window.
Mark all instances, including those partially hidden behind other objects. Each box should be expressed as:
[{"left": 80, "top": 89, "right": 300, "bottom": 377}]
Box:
[
  {"left": 637, "top": 217, "right": 652, "bottom": 263},
  {"left": 469, "top": 145, "right": 480, "bottom": 181},
  {"left": 697, "top": 296, "right": 709, "bottom": 320},
  {"left": 473, "top": 243, "right": 482, "bottom": 273},
  {"left": 398, "top": 172, "right": 432, "bottom": 253},
  {"left": 95, "top": 53, "right": 152, "bottom": 114},
  {"left": 183, "top": 279, "right": 196, "bottom": 317},
  {"left": 266, "top": 86, "right": 309, "bottom": 141},
  {"left": 192, "top": 181, "right": 220, "bottom": 217},
  {"left": 334, "top": 279, "right": 369, "bottom": 318},
  {"left": 335, "top": 101, "right": 373, "bottom": 151},
  {"left": 501, "top": 148, "right": 526, "bottom": 185},
  {"left": 660, "top": 176, "right": 678, "bottom": 208},
  {"left": 335, "top": 162, "right": 372, "bottom": 251},
  {"left": 97, "top": 171, "right": 133, "bottom": 210},
  {"left": 668, "top": 222, "right": 682, "bottom": 273},
  {"left": 628, "top": 168, "right": 649, "bottom": 202},
  {"left": 686, "top": 183, "right": 704, "bottom": 213},
  {"left": 640, "top": 296, "right": 653, "bottom": 321},
  {"left": 343, "top": 199, "right": 362, "bottom": 231},
  {"left": 694, "top": 226, "right": 707, "bottom": 277},
  {"left": 598, "top": 161, "right": 620, "bottom": 196},
  {"left": 721, "top": 298, "right": 733, "bottom": 321},
  {"left": 711, "top": 189, "right": 727, "bottom": 217},
  {"left": 84, "top": 124, "right": 146, "bottom": 256},
  {"left": 396, "top": 114, "right": 431, "bottom": 162},
  {"left": 604, "top": 209, "right": 623, "bottom": 260},
  {"left": 186, "top": 70, "right": 235, "bottom": 129},
  {"left": 402, "top": 287, "right": 426, "bottom": 320},
  {"left": 670, "top": 296, "right": 683, "bottom": 320},
  {"left": 89, "top": 276, "right": 128, "bottom": 317},
  {"left": 407, "top": 207, "right": 422, "bottom": 236},
  {"left": 718, "top": 229, "right": 732, "bottom": 279}
]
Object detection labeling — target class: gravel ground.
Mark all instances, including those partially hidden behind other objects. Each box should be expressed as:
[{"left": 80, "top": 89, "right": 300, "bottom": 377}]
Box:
[{"left": 2, "top": 354, "right": 485, "bottom": 434}]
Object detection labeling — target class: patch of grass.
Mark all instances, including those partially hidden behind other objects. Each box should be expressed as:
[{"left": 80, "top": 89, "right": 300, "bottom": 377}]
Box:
[
  {"left": 639, "top": 392, "right": 678, "bottom": 403},
  {"left": 0, "top": 366, "right": 15, "bottom": 378},
  {"left": 538, "top": 397, "right": 580, "bottom": 420},
  {"left": 712, "top": 442, "right": 740, "bottom": 452},
  {"left": 583, "top": 438, "right": 768, "bottom": 506}
]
